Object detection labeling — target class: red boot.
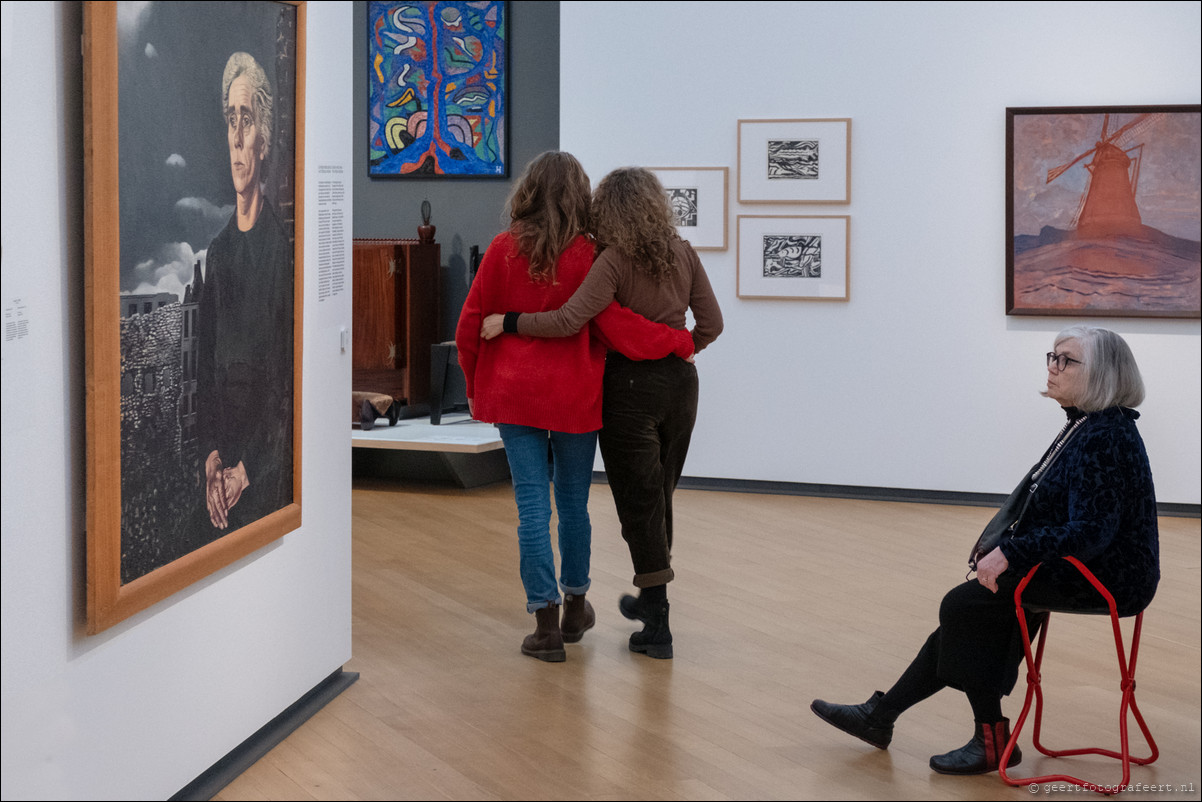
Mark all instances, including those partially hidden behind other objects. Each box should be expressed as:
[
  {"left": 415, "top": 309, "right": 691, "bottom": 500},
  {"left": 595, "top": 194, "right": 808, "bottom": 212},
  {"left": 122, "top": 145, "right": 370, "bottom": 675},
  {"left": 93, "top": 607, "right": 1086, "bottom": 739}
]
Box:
[{"left": 930, "top": 719, "right": 1022, "bottom": 775}]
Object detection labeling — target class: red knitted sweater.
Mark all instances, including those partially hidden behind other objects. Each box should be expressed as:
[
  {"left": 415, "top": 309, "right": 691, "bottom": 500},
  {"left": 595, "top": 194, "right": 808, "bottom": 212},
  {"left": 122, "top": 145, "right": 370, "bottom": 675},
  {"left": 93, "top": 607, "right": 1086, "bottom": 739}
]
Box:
[{"left": 455, "top": 232, "right": 694, "bottom": 433}]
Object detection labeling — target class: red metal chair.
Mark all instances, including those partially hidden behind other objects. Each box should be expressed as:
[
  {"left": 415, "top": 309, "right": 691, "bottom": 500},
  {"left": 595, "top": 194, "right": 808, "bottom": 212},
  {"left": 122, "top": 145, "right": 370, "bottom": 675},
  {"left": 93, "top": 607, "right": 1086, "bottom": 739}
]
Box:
[{"left": 999, "top": 556, "right": 1158, "bottom": 795}]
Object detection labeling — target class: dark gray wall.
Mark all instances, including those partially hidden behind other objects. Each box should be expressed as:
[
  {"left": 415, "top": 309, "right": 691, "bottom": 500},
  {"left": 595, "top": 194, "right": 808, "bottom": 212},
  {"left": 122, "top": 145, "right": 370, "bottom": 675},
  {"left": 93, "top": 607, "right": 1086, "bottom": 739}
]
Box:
[{"left": 352, "top": 1, "right": 560, "bottom": 342}]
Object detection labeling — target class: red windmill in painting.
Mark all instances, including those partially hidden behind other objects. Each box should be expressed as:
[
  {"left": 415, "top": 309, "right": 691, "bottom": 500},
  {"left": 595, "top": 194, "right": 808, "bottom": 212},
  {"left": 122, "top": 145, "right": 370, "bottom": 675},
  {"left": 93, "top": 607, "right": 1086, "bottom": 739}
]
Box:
[{"left": 1046, "top": 113, "right": 1164, "bottom": 239}]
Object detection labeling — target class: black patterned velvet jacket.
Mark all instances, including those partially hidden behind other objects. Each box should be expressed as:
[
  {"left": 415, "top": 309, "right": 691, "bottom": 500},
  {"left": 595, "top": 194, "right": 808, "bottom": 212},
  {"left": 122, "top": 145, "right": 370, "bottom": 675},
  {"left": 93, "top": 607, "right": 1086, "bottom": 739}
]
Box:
[{"left": 999, "top": 406, "right": 1160, "bottom": 616}]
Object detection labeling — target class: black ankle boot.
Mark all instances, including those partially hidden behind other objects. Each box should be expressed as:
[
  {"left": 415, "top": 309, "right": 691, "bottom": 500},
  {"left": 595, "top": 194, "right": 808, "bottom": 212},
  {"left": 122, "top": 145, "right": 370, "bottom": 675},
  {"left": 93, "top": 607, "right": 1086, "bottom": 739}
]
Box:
[
  {"left": 810, "top": 691, "right": 898, "bottom": 749},
  {"left": 619, "top": 594, "right": 672, "bottom": 659},
  {"left": 929, "top": 718, "right": 1022, "bottom": 775}
]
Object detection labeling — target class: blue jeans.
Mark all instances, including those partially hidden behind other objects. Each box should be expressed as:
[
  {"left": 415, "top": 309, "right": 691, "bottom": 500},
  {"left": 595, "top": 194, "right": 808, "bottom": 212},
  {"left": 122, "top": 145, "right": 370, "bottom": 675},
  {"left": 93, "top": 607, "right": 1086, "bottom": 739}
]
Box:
[{"left": 496, "top": 424, "right": 598, "bottom": 612}]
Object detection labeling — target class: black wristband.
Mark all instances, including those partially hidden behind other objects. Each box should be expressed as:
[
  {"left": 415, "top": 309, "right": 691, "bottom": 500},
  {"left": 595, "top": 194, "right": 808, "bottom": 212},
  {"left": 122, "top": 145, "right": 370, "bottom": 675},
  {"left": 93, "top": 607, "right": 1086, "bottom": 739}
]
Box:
[{"left": 503, "top": 311, "right": 520, "bottom": 334}]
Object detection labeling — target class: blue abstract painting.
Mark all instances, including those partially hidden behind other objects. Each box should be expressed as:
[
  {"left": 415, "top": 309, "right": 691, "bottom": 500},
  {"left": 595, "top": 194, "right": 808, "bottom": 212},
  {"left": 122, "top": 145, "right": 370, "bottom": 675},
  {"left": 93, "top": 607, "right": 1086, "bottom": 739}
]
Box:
[{"left": 368, "top": 1, "right": 507, "bottom": 177}]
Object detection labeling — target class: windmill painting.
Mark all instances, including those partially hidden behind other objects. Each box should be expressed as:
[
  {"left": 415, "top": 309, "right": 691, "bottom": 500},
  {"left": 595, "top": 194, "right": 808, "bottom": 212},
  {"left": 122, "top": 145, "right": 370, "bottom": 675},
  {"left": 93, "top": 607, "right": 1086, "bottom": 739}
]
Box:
[{"left": 1007, "top": 105, "right": 1200, "bottom": 318}]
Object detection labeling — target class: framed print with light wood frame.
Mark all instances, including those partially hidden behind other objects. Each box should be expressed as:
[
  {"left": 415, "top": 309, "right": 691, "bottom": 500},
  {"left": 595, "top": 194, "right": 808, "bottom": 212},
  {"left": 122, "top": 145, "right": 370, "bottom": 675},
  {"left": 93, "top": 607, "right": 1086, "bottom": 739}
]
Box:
[
  {"left": 648, "top": 167, "right": 729, "bottom": 250},
  {"left": 737, "top": 215, "right": 849, "bottom": 300},
  {"left": 84, "top": 0, "right": 305, "bottom": 633},
  {"left": 737, "top": 118, "right": 851, "bottom": 204},
  {"left": 1006, "top": 104, "right": 1200, "bottom": 318}
]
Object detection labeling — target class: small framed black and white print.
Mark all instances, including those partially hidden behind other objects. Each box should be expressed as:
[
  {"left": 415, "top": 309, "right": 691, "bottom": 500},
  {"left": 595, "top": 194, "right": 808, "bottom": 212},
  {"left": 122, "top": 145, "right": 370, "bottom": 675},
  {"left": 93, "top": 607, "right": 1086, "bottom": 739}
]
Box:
[
  {"left": 648, "top": 167, "right": 729, "bottom": 250},
  {"left": 737, "top": 118, "right": 851, "bottom": 204},
  {"left": 736, "top": 215, "right": 849, "bottom": 300}
]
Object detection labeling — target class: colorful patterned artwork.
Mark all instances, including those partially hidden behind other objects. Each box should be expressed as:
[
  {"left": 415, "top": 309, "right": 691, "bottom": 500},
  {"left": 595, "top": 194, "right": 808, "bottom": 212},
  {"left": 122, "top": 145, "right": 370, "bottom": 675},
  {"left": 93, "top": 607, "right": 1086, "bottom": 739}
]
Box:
[{"left": 368, "top": 1, "right": 507, "bottom": 177}]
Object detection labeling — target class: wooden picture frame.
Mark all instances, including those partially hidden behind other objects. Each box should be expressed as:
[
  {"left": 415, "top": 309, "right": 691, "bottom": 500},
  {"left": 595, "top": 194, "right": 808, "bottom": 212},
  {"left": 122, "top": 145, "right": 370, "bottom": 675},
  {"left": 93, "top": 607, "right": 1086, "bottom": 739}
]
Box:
[
  {"left": 84, "top": 1, "right": 306, "bottom": 633},
  {"left": 736, "top": 215, "right": 849, "bottom": 300},
  {"left": 367, "top": 0, "right": 509, "bottom": 177},
  {"left": 1006, "top": 104, "right": 1201, "bottom": 318},
  {"left": 648, "top": 167, "right": 729, "bottom": 250},
  {"left": 737, "top": 118, "right": 851, "bottom": 204}
]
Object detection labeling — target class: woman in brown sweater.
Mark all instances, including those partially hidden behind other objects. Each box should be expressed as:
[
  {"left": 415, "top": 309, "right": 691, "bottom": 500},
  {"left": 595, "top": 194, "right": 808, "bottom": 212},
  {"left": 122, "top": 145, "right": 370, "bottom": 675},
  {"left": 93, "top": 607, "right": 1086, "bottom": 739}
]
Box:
[{"left": 483, "top": 167, "right": 723, "bottom": 659}]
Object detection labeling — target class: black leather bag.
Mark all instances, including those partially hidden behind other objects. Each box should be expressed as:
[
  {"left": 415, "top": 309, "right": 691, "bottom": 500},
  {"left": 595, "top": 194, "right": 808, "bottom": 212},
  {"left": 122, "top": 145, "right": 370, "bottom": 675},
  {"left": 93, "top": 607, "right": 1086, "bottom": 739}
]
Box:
[
  {"left": 969, "top": 471, "right": 1037, "bottom": 573},
  {"left": 968, "top": 416, "right": 1088, "bottom": 574}
]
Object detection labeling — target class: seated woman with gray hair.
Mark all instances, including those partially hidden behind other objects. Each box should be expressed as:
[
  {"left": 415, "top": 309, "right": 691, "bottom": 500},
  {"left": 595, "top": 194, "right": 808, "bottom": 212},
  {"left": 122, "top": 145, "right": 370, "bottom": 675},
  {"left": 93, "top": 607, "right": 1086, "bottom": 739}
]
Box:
[{"left": 811, "top": 326, "right": 1160, "bottom": 776}]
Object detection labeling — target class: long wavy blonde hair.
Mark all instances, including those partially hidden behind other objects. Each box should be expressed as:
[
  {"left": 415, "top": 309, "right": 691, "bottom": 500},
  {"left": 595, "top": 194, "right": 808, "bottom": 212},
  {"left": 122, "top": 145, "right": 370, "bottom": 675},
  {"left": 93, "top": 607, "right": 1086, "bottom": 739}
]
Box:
[
  {"left": 505, "top": 151, "right": 592, "bottom": 282},
  {"left": 591, "top": 167, "right": 678, "bottom": 282}
]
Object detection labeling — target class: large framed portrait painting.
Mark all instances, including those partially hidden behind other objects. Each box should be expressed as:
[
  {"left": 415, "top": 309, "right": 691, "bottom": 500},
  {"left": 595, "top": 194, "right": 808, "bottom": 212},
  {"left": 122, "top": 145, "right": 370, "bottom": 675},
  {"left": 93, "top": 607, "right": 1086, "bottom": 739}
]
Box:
[{"left": 84, "top": 1, "right": 305, "bottom": 633}]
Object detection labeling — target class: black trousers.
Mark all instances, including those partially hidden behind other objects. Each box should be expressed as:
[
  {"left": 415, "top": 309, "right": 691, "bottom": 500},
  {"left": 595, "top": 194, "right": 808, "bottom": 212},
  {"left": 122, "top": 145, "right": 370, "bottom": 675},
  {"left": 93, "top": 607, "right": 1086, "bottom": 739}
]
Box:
[
  {"left": 905, "top": 573, "right": 1089, "bottom": 701},
  {"left": 927, "top": 579, "right": 1040, "bottom": 697},
  {"left": 598, "top": 354, "right": 699, "bottom": 588}
]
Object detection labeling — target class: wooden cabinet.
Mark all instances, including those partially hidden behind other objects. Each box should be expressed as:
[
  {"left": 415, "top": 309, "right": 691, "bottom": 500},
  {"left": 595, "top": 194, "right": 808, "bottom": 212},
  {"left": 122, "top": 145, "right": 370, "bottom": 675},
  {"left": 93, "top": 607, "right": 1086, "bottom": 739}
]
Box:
[{"left": 352, "top": 238, "right": 440, "bottom": 407}]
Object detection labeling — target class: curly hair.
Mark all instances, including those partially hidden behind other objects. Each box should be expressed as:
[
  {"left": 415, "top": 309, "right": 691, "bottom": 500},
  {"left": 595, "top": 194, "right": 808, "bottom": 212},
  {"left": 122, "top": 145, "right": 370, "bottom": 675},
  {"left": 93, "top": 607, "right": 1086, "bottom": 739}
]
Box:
[
  {"left": 591, "top": 167, "right": 678, "bottom": 282},
  {"left": 505, "top": 151, "right": 592, "bottom": 282}
]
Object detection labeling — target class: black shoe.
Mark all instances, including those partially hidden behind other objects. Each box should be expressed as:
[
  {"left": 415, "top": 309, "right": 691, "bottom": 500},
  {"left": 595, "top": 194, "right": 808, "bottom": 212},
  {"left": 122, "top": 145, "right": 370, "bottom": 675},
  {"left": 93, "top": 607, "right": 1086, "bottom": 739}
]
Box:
[
  {"left": 810, "top": 691, "right": 897, "bottom": 749},
  {"left": 619, "top": 594, "right": 672, "bottom": 659},
  {"left": 929, "top": 719, "right": 1022, "bottom": 775},
  {"left": 619, "top": 593, "right": 645, "bottom": 622}
]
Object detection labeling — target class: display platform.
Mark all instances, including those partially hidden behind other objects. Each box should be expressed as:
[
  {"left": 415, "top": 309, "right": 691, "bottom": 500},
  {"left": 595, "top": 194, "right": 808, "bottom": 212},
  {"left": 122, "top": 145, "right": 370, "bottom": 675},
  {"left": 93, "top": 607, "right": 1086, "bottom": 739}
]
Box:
[{"left": 351, "top": 413, "right": 509, "bottom": 488}]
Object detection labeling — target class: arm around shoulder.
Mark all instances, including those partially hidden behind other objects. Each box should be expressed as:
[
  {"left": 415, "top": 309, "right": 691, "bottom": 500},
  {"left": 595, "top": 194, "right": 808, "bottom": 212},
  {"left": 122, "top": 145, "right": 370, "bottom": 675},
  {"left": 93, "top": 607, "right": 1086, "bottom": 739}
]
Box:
[
  {"left": 593, "top": 302, "right": 694, "bottom": 360},
  {"left": 515, "top": 248, "right": 619, "bottom": 338}
]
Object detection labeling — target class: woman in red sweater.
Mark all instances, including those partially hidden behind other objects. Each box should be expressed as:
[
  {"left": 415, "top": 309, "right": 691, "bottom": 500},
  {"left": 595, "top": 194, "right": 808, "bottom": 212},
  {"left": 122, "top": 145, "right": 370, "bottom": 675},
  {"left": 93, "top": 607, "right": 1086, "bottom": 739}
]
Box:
[
  {"left": 455, "top": 151, "right": 693, "bottom": 662},
  {"left": 482, "top": 168, "right": 723, "bottom": 660}
]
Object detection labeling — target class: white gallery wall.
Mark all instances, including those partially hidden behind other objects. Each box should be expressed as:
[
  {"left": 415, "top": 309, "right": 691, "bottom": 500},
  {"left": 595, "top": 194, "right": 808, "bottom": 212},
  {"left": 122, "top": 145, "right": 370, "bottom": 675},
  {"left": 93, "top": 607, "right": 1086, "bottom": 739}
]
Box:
[
  {"left": 0, "top": 3, "right": 354, "bottom": 800},
  {"left": 0, "top": 3, "right": 1197, "bottom": 799},
  {"left": 562, "top": 1, "right": 1201, "bottom": 504}
]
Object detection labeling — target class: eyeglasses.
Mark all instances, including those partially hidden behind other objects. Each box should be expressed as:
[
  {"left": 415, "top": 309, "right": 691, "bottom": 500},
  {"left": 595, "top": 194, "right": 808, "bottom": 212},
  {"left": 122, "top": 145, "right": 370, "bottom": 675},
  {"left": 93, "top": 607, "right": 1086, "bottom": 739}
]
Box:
[{"left": 1046, "top": 351, "right": 1084, "bottom": 371}]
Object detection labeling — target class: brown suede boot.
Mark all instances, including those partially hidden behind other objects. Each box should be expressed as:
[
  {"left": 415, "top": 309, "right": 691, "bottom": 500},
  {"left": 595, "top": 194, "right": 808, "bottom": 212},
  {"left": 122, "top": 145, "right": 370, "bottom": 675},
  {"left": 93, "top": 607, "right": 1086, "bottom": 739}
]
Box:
[
  {"left": 521, "top": 604, "right": 565, "bottom": 662},
  {"left": 561, "top": 594, "right": 595, "bottom": 643}
]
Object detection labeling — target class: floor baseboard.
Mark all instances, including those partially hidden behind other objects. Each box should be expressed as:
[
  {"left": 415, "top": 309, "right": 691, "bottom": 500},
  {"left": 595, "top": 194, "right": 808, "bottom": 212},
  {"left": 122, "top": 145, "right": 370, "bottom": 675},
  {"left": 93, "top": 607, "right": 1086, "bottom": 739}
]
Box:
[
  {"left": 172, "top": 668, "right": 359, "bottom": 801},
  {"left": 591, "top": 473, "right": 1200, "bottom": 518}
]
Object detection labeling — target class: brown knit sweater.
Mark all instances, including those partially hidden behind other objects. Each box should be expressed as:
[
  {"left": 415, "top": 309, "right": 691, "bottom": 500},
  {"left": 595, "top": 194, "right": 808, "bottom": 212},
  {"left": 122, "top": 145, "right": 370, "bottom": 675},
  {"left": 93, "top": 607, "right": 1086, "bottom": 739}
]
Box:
[{"left": 516, "top": 237, "right": 723, "bottom": 354}]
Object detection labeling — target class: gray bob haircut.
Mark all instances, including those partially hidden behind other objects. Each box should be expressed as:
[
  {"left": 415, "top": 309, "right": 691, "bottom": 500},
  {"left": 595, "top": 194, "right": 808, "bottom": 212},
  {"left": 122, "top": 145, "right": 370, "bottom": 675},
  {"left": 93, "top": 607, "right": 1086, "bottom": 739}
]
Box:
[
  {"left": 222, "top": 52, "right": 273, "bottom": 162},
  {"left": 1050, "top": 326, "right": 1145, "bottom": 412}
]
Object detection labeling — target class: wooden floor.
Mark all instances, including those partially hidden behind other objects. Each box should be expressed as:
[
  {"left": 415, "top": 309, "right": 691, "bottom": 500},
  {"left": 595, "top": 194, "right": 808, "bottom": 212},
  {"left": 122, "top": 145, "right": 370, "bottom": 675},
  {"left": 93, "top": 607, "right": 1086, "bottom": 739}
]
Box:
[{"left": 215, "top": 478, "right": 1201, "bottom": 801}]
